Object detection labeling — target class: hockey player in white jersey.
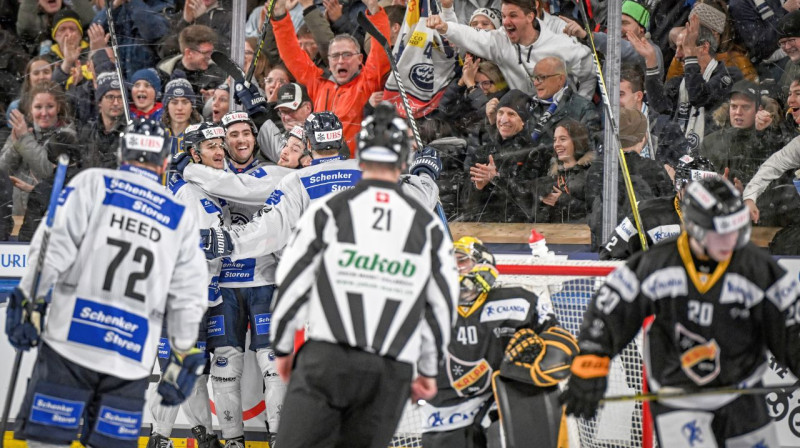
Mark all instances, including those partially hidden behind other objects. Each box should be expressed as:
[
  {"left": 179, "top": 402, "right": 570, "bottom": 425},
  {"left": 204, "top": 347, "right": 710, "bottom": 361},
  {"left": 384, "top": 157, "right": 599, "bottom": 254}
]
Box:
[
  {"left": 176, "top": 111, "right": 300, "bottom": 446},
  {"left": 200, "top": 107, "right": 444, "bottom": 264},
  {"left": 5, "top": 118, "right": 208, "bottom": 448},
  {"left": 145, "top": 122, "right": 231, "bottom": 448}
]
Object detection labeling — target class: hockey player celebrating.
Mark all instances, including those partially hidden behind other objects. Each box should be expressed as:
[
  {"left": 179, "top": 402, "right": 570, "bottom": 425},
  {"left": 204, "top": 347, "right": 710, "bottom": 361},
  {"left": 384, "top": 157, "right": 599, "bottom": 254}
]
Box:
[
  {"left": 421, "top": 237, "right": 576, "bottom": 448},
  {"left": 269, "top": 105, "right": 458, "bottom": 448},
  {"left": 145, "top": 122, "right": 231, "bottom": 448},
  {"left": 600, "top": 155, "right": 717, "bottom": 260},
  {"left": 562, "top": 176, "right": 800, "bottom": 446},
  {"left": 199, "top": 106, "right": 443, "bottom": 263},
  {"left": 6, "top": 118, "right": 208, "bottom": 448}
]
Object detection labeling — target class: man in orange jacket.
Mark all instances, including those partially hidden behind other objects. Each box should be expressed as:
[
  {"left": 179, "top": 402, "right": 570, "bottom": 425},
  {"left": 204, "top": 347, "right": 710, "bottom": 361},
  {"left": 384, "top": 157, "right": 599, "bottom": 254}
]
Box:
[{"left": 272, "top": 0, "right": 390, "bottom": 156}]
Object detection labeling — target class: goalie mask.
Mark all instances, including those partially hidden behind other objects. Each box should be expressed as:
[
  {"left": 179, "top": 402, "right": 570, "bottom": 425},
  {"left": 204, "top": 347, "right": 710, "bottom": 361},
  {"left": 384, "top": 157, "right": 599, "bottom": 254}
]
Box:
[
  {"left": 454, "top": 237, "right": 497, "bottom": 303},
  {"left": 681, "top": 176, "right": 751, "bottom": 254}
]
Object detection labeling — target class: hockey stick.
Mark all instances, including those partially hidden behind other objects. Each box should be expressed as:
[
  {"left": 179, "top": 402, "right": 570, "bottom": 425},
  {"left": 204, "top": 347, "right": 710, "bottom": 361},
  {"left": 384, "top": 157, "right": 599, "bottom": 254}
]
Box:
[
  {"left": 601, "top": 382, "right": 800, "bottom": 403},
  {"left": 105, "top": 1, "right": 131, "bottom": 124},
  {"left": 211, "top": 50, "right": 247, "bottom": 85},
  {"left": 245, "top": 0, "right": 277, "bottom": 84},
  {"left": 573, "top": 0, "right": 648, "bottom": 251},
  {"left": 356, "top": 11, "right": 452, "bottom": 238},
  {"left": 0, "top": 154, "right": 70, "bottom": 448}
]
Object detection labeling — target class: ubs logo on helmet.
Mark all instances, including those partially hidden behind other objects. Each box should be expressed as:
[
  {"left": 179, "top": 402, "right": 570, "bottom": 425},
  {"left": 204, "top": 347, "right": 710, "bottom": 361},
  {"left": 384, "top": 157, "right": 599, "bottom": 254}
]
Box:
[{"left": 410, "top": 63, "right": 434, "bottom": 92}]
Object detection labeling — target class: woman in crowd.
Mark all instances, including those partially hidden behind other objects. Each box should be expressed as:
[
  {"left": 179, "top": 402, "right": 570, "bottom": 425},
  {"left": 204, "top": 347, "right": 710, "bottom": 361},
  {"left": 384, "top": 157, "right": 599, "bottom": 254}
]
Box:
[
  {"left": 6, "top": 55, "right": 55, "bottom": 121},
  {"left": 0, "top": 81, "right": 73, "bottom": 215},
  {"left": 531, "top": 118, "right": 594, "bottom": 223},
  {"left": 439, "top": 57, "right": 508, "bottom": 140},
  {"left": 162, "top": 73, "right": 203, "bottom": 155},
  {"left": 245, "top": 37, "right": 270, "bottom": 93},
  {"left": 264, "top": 64, "right": 291, "bottom": 102}
]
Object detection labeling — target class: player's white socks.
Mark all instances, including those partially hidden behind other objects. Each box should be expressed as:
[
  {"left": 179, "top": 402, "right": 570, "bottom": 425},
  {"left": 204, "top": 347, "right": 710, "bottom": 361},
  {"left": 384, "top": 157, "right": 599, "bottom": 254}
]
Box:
[
  {"left": 210, "top": 346, "right": 244, "bottom": 439},
  {"left": 149, "top": 384, "right": 180, "bottom": 436},
  {"left": 256, "top": 348, "right": 287, "bottom": 433},
  {"left": 184, "top": 374, "right": 213, "bottom": 429}
]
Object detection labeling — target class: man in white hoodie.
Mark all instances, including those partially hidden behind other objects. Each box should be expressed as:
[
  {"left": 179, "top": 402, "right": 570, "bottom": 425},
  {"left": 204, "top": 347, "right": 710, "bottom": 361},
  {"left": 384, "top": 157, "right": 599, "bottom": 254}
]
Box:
[{"left": 426, "top": 0, "right": 595, "bottom": 99}]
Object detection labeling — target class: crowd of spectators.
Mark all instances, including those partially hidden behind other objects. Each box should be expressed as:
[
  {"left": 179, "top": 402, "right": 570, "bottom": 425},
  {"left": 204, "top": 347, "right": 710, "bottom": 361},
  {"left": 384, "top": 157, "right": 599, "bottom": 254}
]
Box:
[{"left": 2, "top": 0, "right": 800, "bottom": 255}]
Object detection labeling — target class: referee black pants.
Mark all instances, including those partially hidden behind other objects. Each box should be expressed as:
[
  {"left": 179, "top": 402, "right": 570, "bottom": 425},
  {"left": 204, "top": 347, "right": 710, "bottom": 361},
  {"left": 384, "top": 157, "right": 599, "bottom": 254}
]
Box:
[{"left": 276, "top": 341, "right": 413, "bottom": 448}]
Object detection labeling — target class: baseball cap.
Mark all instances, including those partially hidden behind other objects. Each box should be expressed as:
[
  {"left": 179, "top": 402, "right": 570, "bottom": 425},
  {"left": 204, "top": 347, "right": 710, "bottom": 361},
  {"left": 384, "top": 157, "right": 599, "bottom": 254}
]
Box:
[{"left": 275, "top": 83, "right": 311, "bottom": 111}]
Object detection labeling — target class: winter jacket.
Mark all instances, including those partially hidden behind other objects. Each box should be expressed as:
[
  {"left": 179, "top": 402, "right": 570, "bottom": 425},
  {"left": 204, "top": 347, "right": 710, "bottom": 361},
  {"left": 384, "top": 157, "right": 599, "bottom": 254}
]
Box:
[
  {"left": 159, "top": 2, "right": 231, "bottom": 59},
  {"left": 18, "top": 165, "right": 82, "bottom": 241},
  {"left": 427, "top": 136, "right": 470, "bottom": 221},
  {"left": 91, "top": 0, "right": 172, "bottom": 79},
  {"left": 665, "top": 50, "right": 758, "bottom": 82},
  {"left": 591, "top": 32, "right": 664, "bottom": 80},
  {"left": 530, "top": 150, "right": 594, "bottom": 224},
  {"left": 645, "top": 105, "right": 690, "bottom": 168},
  {"left": 77, "top": 118, "right": 125, "bottom": 169},
  {"left": 273, "top": 7, "right": 390, "bottom": 156},
  {"left": 700, "top": 125, "right": 786, "bottom": 185},
  {"left": 527, "top": 85, "right": 601, "bottom": 151},
  {"left": 0, "top": 167, "right": 12, "bottom": 241},
  {"left": 329, "top": 0, "right": 368, "bottom": 46},
  {"left": 729, "top": 0, "right": 786, "bottom": 63},
  {"left": 462, "top": 129, "right": 543, "bottom": 223},
  {"left": 440, "top": 19, "right": 595, "bottom": 99},
  {"left": 156, "top": 55, "right": 227, "bottom": 96},
  {"left": 438, "top": 79, "right": 507, "bottom": 140}
]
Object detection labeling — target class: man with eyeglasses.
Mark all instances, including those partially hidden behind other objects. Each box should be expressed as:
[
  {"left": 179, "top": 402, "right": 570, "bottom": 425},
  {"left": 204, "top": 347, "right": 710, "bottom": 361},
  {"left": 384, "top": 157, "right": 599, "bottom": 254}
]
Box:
[
  {"left": 526, "top": 56, "right": 599, "bottom": 150},
  {"left": 157, "top": 25, "right": 226, "bottom": 103},
  {"left": 77, "top": 71, "right": 126, "bottom": 169},
  {"left": 778, "top": 11, "right": 800, "bottom": 101},
  {"left": 271, "top": 0, "right": 391, "bottom": 157}
]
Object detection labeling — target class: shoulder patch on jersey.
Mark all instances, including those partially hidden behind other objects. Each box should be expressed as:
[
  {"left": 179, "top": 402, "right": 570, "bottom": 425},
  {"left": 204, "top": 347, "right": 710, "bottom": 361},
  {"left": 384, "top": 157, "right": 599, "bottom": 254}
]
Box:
[
  {"left": 265, "top": 189, "right": 284, "bottom": 206},
  {"left": 647, "top": 224, "right": 681, "bottom": 244},
  {"left": 57, "top": 186, "right": 74, "bottom": 206},
  {"left": 249, "top": 168, "right": 268, "bottom": 178},
  {"left": 641, "top": 267, "right": 688, "bottom": 301},
  {"left": 720, "top": 273, "right": 764, "bottom": 309},
  {"left": 616, "top": 217, "right": 638, "bottom": 242},
  {"left": 103, "top": 176, "right": 185, "bottom": 230},
  {"left": 480, "top": 298, "right": 530, "bottom": 322},
  {"left": 68, "top": 298, "right": 148, "bottom": 362},
  {"left": 605, "top": 265, "right": 640, "bottom": 303},
  {"left": 200, "top": 198, "right": 222, "bottom": 215},
  {"left": 766, "top": 271, "right": 800, "bottom": 312}
]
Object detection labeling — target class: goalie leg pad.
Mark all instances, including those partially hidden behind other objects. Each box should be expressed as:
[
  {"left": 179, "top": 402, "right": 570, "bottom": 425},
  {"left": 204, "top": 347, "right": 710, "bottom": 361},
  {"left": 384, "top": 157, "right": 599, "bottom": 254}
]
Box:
[
  {"left": 492, "top": 372, "right": 562, "bottom": 448},
  {"left": 256, "top": 348, "right": 287, "bottom": 433},
  {"left": 210, "top": 346, "right": 244, "bottom": 438}
]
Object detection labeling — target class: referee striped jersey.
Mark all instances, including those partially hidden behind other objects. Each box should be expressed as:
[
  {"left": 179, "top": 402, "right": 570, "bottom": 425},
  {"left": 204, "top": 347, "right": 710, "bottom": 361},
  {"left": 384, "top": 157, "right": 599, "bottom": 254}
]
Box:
[{"left": 272, "top": 179, "right": 459, "bottom": 377}]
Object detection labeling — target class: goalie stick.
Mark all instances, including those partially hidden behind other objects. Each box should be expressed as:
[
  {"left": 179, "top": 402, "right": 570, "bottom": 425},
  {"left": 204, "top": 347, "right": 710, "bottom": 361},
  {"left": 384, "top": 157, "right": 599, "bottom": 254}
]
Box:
[
  {"left": 0, "top": 154, "right": 70, "bottom": 448},
  {"left": 601, "top": 382, "right": 800, "bottom": 403},
  {"left": 356, "top": 11, "right": 451, "bottom": 237}
]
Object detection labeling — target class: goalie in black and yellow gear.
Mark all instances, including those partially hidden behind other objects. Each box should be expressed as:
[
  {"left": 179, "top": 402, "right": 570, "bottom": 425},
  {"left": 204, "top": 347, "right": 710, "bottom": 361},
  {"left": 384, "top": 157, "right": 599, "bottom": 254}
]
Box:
[{"left": 420, "top": 237, "right": 573, "bottom": 448}]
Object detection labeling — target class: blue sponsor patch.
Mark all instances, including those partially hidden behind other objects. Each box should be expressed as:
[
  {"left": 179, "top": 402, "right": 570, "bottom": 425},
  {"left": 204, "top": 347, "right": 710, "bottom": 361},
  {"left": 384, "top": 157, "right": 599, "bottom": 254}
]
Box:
[
  {"left": 196, "top": 341, "right": 206, "bottom": 351},
  {"left": 95, "top": 406, "right": 142, "bottom": 440},
  {"left": 29, "top": 393, "right": 84, "bottom": 429},
  {"left": 254, "top": 313, "right": 271, "bottom": 336},
  {"left": 300, "top": 170, "right": 361, "bottom": 199},
  {"left": 57, "top": 186, "right": 74, "bottom": 206},
  {"left": 265, "top": 189, "right": 284, "bottom": 206},
  {"left": 102, "top": 176, "right": 185, "bottom": 230},
  {"left": 208, "top": 276, "right": 221, "bottom": 302},
  {"left": 220, "top": 258, "right": 256, "bottom": 283},
  {"left": 208, "top": 315, "right": 225, "bottom": 337},
  {"left": 158, "top": 338, "right": 170, "bottom": 358},
  {"left": 67, "top": 298, "right": 148, "bottom": 362},
  {"left": 215, "top": 356, "right": 228, "bottom": 367},
  {"left": 249, "top": 168, "right": 268, "bottom": 178},
  {"left": 200, "top": 198, "right": 222, "bottom": 215}
]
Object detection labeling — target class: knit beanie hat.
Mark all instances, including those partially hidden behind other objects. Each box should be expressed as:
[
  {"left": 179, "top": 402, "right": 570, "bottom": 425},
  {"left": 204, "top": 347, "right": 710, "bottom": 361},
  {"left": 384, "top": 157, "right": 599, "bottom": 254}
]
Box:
[
  {"left": 130, "top": 68, "right": 162, "bottom": 94},
  {"left": 496, "top": 90, "right": 531, "bottom": 122},
  {"left": 51, "top": 8, "right": 83, "bottom": 40},
  {"left": 618, "top": 108, "right": 648, "bottom": 148},
  {"left": 690, "top": 2, "right": 727, "bottom": 35},
  {"left": 95, "top": 71, "right": 122, "bottom": 102},
  {"left": 163, "top": 70, "right": 196, "bottom": 106},
  {"left": 470, "top": 8, "right": 502, "bottom": 30},
  {"left": 778, "top": 11, "right": 800, "bottom": 39},
  {"left": 621, "top": 1, "right": 650, "bottom": 30}
]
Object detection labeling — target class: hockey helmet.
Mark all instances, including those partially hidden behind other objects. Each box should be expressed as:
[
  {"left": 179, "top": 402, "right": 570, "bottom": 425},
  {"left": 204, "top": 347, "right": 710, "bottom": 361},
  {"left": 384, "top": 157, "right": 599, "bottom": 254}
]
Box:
[
  {"left": 119, "top": 117, "right": 170, "bottom": 165},
  {"left": 357, "top": 104, "right": 410, "bottom": 167},
  {"left": 674, "top": 154, "right": 717, "bottom": 193},
  {"left": 183, "top": 122, "right": 226, "bottom": 152},
  {"left": 454, "top": 237, "right": 497, "bottom": 301},
  {"left": 304, "top": 111, "right": 344, "bottom": 153},
  {"left": 681, "top": 176, "right": 751, "bottom": 250},
  {"left": 221, "top": 111, "right": 258, "bottom": 136}
]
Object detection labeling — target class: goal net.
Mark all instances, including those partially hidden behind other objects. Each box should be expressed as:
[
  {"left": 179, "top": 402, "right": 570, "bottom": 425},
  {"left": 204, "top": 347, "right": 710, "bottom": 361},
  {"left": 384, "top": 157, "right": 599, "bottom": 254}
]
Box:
[{"left": 389, "top": 256, "right": 655, "bottom": 448}]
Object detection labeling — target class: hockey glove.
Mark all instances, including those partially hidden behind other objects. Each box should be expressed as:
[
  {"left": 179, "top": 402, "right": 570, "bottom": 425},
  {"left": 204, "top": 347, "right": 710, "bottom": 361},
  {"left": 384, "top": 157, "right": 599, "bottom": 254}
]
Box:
[
  {"left": 5, "top": 287, "right": 47, "bottom": 351},
  {"left": 410, "top": 146, "right": 442, "bottom": 180},
  {"left": 233, "top": 81, "right": 267, "bottom": 116},
  {"left": 158, "top": 347, "right": 206, "bottom": 405},
  {"left": 560, "top": 354, "right": 610, "bottom": 419},
  {"left": 170, "top": 151, "right": 192, "bottom": 177},
  {"left": 200, "top": 227, "right": 233, "bottom": 260}
]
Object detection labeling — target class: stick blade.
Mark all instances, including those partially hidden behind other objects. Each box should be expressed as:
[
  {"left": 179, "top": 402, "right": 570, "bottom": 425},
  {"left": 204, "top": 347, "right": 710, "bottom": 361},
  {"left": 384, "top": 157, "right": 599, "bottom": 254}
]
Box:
[
  {"left": 357, "top": 12, "right": 391, "bottom": 50},
  {"left": 211, "top": 51, "right": 246, "bottom": 84}
]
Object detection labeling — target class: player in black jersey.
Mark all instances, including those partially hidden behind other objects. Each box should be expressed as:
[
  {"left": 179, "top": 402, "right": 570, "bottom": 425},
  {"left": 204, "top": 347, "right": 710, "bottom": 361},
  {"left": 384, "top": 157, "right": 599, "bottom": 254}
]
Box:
[
  {"left": 563, "top": 176, "right": 800, "bottom": 447},
  {"left": 421, "top": 237, "right": 576, "bottom": 448},
  {"left": 600, "top": 155, "right": 717, "bottom": 260}
]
